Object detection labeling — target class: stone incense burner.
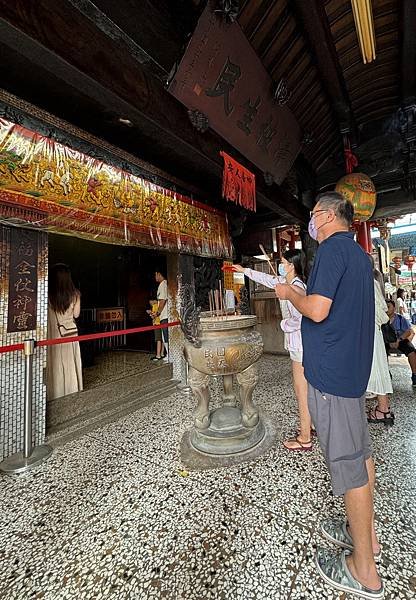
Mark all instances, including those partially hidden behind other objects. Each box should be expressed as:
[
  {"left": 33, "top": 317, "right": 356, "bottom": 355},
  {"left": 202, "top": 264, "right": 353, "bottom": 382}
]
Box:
[{"left": 182, "top": 306, "right": 270, "bottom": 462}]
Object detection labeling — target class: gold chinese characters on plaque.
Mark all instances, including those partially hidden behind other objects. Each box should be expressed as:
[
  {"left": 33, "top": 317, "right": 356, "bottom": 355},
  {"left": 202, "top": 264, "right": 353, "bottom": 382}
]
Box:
[
  {"left": 7, "top": 228, "right": 38, "bottom": 332},
  {"left": 96, "top": 308, "right": 124, "bottom": 323}
]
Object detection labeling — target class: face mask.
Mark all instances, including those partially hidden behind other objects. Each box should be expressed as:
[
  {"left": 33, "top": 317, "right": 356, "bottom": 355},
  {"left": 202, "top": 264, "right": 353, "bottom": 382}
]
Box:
[
  {"left": 278, "top": 263, "right": 287, "bottom": 277},
  {"left": 308, "top": 217, "right": 318, "bottom": 241}
]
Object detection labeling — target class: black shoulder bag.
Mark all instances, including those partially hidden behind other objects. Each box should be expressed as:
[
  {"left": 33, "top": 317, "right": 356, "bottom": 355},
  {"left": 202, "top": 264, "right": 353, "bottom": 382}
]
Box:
[{"left": 381, "top": 322, "right": 397, "bottom": 344}]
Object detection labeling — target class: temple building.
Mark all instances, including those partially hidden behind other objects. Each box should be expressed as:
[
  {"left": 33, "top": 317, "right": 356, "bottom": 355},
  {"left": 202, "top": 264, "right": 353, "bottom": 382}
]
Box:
[{"left": 0, "top": 1, "right": 415, "bottom": 598}]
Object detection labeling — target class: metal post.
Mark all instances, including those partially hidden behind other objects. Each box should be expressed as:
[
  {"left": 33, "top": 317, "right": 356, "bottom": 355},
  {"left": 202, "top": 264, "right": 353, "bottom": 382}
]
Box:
[
  {"left": 23, "top": 339, "right": 34, "bottom": 459},
  {"left": 0, "top": 339, "right": 52, "bottom": 475}
]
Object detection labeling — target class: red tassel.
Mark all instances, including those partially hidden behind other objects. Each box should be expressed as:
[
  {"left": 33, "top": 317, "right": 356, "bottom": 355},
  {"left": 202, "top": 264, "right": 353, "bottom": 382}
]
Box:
[
  {"left": 343, "top": 137, "right": 358, "bottom": 174},
  {"left": 220, "top": 151, "right": 256, "bottom": 212}
]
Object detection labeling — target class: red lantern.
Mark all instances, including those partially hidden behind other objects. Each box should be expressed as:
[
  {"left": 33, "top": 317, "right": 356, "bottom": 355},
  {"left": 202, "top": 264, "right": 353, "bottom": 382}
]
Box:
[{"left": 406, "top": 255, "right": 415, "bottom": 269}]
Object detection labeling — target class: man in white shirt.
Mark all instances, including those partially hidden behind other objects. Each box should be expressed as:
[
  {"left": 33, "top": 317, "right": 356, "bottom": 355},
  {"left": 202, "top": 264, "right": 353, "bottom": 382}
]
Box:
[{"left": 152, "top": 270, "right": 168, "bottom": 361}]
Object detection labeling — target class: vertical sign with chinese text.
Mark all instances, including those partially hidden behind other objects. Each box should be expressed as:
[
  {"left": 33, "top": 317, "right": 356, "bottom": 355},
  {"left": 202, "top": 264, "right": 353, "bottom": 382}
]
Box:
[
  {"left": 168, "top": 4, "right": 302, "bottom": 185},
  {"left": 222, "top": 261, "right": 234, "bottom": 290},
  {"left": 7, "top": 228, "right": 38, "bottom": 332}
]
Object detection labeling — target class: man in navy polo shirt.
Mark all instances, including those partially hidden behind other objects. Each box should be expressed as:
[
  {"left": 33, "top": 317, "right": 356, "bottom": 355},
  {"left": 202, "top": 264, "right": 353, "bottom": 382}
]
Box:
[{"left": 275, "top": 192, "right": 383, "bottom": 599}]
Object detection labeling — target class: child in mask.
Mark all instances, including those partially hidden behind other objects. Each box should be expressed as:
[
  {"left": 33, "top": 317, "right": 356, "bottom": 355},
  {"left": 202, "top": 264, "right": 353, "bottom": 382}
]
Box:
[{"left": 233, "top": 249, "right": 312, "bottom": 451}]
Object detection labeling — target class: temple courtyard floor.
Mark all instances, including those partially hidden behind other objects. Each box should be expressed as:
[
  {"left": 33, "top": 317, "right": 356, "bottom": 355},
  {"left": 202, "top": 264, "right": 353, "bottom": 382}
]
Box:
[{"left": 0, "top": 355, "right": 415, "bottom": 599}]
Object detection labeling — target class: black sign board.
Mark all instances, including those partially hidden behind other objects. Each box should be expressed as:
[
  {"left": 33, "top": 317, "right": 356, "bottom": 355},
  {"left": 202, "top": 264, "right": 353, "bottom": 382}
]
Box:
[{"left": 7, "top": 228, "right": 38, "bottom": 332}]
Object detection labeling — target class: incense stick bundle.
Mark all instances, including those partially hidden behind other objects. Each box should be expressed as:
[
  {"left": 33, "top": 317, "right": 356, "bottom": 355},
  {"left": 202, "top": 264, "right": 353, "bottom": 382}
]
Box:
[
  {"left": 219, "top": 279, "right": 223, "bottom": 317},
  {"left": 259, "top": 244, "right": 278, "bottom": 278}
]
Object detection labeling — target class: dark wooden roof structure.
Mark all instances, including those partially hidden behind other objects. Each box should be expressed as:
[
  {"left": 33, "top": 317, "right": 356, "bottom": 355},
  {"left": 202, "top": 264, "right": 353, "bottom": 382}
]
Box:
[
  {"left": 0, "top": 0, "right": 414, "bottom": 239},
  {"left": 238, "top": 0, "right": 415, "bottom": 223}
]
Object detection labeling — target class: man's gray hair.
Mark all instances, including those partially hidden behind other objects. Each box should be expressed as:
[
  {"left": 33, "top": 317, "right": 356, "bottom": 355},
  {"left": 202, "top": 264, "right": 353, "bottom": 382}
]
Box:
[{"left": 315, "top": 191, "right": 354, "bottom": 226}]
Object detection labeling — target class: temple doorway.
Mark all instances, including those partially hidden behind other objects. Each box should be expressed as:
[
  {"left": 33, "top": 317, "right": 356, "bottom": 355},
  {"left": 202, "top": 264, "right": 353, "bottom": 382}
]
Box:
[{"left": 46, "top": 234, "right": 170, "bottom": 431}]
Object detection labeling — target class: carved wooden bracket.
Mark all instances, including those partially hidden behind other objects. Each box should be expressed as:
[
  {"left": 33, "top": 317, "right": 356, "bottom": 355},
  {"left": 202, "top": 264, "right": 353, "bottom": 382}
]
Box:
[
  {"left": 214, "top": 0, "right": 240, "bottom": 23},
  {"left": 188, "top": 109, "right": 210, "bottom": 133}
]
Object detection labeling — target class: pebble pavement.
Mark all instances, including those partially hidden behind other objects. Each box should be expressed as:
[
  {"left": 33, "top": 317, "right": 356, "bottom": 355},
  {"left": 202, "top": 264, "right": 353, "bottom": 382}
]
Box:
[{"left": 0, "top": 355, "right": 415, "bottom": 599}]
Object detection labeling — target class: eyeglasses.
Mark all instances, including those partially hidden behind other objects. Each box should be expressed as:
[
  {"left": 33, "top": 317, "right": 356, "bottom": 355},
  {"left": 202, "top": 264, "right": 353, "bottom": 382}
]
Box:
[{"left": 309, "top": 209, "right": 329, "bottom": 218}]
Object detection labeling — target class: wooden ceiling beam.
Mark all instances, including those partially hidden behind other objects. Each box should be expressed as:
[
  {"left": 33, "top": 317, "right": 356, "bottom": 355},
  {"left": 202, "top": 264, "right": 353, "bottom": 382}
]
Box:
[
  {"left": 291, "top": 0, "right": 355, "bottom": 137},
  {"left": 401, "top": 0, "right": 416, "bottom": 102},
  {"left": 373, "top": 190, "right": 416, "bottom": 219},
  {"left": 242, "top": 0, "right": 280, "bottom": 43},
  {"left": 65, "top": 0, "right": 170, "bottom": 80}
]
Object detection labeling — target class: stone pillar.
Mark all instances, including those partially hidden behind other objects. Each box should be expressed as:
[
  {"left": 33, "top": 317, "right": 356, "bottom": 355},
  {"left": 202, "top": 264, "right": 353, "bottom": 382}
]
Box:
[
  {"left": 0, "top": 225, "right": 48, "bottom": 461},
  {"left": 166, "top": 253, "right": 194, "bottom": 382}
]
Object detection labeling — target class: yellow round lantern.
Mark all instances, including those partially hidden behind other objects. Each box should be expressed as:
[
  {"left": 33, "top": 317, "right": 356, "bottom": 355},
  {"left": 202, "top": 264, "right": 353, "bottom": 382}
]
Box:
[{"left": 335, "top": 173, "right": 376, "bottom": 221}]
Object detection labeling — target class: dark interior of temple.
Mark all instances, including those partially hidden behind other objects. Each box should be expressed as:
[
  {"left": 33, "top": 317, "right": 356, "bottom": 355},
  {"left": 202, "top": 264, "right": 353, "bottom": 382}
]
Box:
[{"left": 48, "top": 234, "right": 167, "bottom": 360}]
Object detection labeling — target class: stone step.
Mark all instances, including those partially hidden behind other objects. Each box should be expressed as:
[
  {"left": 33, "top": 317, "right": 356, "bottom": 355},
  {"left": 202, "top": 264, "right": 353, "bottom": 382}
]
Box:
[
  {"left": 47, "top": 377, "right": 179, "bottom": 448},
  {"left": 46, "top": 361, "right": 173, "bottom": 433}
]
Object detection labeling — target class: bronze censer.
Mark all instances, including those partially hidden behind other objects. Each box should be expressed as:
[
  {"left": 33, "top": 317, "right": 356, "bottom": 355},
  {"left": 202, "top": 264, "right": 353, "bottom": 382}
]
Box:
[{"left": 179, "top": 283, "right": 274, "bottom": 467}]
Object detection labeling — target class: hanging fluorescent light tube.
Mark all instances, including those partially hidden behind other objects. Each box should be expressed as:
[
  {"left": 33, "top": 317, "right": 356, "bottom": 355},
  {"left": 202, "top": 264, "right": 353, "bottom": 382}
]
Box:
[{"left": 351, "top": 0, "right": 376, "bottom": 64}]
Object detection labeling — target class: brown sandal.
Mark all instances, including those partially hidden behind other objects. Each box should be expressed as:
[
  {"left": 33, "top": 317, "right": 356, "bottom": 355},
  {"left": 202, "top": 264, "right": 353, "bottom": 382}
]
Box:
[
  {"left": 283, "top": 436, "right": 313, "bottom": 452},
  {"left": 296, "top": 427, "right": 317, "bottom": 438}
]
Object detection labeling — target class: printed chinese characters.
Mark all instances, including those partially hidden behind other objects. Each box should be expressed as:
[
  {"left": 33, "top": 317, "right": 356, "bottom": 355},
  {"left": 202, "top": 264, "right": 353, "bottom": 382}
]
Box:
[
  {"left": 237, "top": 97, "right": 261, "bottom": 135},
  {"left": 257, "top": 116, "right": 277, "bottom": 152},
  {"left": 206, "top": 58, "right": 241, "bottom": 116},
  {"left": 7, "top": 230, "right": 38, "bottom": 332},
  {"left": 204, "top": 347, "right": 228, "bottom": 372},
  {"left": 97, "top": 308, "right": 124, "bottom": 323},
  {"left": 203, "top": 55, "right": 297, "bottom": 176}
]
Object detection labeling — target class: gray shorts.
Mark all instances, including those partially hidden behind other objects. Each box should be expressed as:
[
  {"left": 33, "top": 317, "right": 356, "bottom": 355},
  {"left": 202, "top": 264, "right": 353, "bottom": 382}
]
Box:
[{"left": 307, "top": 383, "right": 372, "bottom": 496}]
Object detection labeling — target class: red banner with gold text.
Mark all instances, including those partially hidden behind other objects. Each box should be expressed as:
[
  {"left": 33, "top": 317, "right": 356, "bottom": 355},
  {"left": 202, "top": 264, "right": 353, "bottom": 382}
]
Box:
[
  {"left": 220, "top": 152, "right": 256, "bottom": 212},
  {"left": 0, "top": 119, "right": 232, "bottom": 258}
]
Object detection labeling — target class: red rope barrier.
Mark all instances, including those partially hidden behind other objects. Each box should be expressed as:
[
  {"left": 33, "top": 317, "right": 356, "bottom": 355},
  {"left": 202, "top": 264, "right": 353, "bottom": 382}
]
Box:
[
  {"left": 0, "top": 321, "right": 181, "bottom": 354},
  {"left": 0, "top": 342, "right": 24, "bottom": 353}
]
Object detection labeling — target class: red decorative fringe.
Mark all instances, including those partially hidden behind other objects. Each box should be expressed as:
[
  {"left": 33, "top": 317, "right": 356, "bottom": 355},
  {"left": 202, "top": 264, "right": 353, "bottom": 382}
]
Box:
[
  {"left": 220, "top": 151, "right": 256, "bottom": 212},
  {"left": 343, "top": 136, "right": 358, "bottom": 174}
]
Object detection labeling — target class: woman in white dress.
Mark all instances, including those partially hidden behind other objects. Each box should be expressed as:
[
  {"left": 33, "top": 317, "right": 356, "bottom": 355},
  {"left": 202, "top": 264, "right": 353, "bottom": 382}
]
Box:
[
  {"left": 397, "top": 288, "right": 411, "bottom": 321},
  {"left": 367, "top": 263, "right": 394, "bottom": 425},
  {"left": 47, "top": 264, "right": 83, "bottom": 400},
  {"left": 234, "top": 249, "right": 313, "bottom": 451}
]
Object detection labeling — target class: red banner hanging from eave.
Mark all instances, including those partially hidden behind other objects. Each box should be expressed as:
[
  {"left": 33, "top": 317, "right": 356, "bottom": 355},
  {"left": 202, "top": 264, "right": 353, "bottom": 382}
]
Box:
[{"left": 220, "top": 152, "right": 256, "bottom": 212}]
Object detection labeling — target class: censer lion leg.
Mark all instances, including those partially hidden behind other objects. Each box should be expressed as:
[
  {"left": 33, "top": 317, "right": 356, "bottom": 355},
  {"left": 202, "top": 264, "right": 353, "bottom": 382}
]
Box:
[
  {"left": 188, "top": 366, "right": 211, "bottom": 430},
  {"left": 236, "top": 364, "right": 259, "bottom": 428},
  {"left": 223, "top": 374, "right": 236, "bottom": 406}
]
